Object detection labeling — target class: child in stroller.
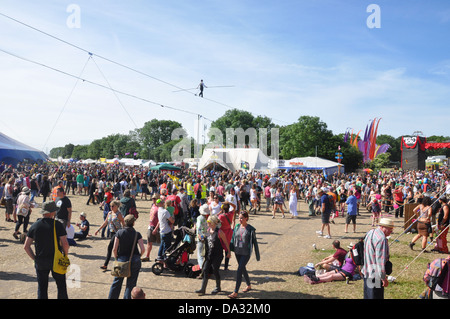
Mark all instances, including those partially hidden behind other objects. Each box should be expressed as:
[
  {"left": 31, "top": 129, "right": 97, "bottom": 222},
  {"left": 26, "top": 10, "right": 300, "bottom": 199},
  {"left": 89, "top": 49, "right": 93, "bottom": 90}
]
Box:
[{"left": 152, "top": 226, "right": 196, "bottom": 275}]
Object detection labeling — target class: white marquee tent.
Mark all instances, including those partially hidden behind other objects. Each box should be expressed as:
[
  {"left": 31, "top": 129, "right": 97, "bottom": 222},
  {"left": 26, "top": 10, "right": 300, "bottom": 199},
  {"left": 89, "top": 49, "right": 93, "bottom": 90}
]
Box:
[
  {"left": 198, "top": 148, "right": 276, "bottom": 172},
  {"left": 277, "top": 156, "right": 344, "bottom": 176}
]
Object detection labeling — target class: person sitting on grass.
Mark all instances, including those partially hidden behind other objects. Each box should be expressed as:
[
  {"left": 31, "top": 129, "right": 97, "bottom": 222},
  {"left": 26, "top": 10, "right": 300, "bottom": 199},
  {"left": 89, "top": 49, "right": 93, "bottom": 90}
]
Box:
[{"left": 305, "top": 250, "right": 358, "bottom": 284}]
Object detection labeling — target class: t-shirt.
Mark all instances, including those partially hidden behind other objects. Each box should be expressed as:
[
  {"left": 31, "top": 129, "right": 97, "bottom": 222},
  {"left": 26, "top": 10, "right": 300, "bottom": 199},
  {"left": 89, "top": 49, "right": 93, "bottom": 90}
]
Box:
[
  {"left": 333, "top": 248, "right": 348, "bottom": 267},
  {"left": 56, "top": 197, "right": 72, "bottom": 221},
  {"left": 233, "top": 226, "right": 249, "bottom": 256},
  {"left": 346, "top": 195, "right": 357, "bottom": 215},
  {"left": 76, "top": 174, "right": 84, "bottom": 184},
  {"left": 149, "top": 204, "right": 159, "bottom": 227},
  {"left": 158, "top": 207, "right": 172, "bottom": 235},
  {"left": 225, "top": 194, "right": 238, "bottom": 212},
  {"left": 115, "top": 227, "right": 142, "bottom": 258},
  {"left": 341, "top": 256, "right": 357, "bottom": 275},
  {"left": 66, "top": 225, "right": 75, "bottom": 239},
  {"left": 79, "top": 220, "right": 90, "bottom": 236},
  {"left": 320, "top": 194, "right": 331, "bottom": 214},
  {"left": 27, "top": 217, "right": 67, "bottom": 270},
  {"left": 209, "top": 202, "right": 222, "bottom": 215}
]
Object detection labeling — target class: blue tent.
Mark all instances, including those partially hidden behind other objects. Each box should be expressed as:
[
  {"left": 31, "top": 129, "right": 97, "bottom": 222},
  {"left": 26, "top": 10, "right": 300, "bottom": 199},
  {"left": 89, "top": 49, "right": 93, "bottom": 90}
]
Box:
[{"left": 0, "top": 132, "right": 48, "bottom": 166}]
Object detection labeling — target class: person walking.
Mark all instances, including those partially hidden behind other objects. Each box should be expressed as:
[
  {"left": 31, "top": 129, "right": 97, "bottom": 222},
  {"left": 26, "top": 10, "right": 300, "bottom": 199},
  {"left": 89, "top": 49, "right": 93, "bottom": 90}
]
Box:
[
  {"left": 4, "top": 177, "right": 15, "bottom": 222},
  {"left": 23, "top": 201, "right": 69, "bottom": 299},
  {"left": 13, "top": 187, "right": 32, "bottom": 240},
  {"left": 227, "top": 211, "right": 260, "bottom": 299},
  {"left": 195, "top": 215, "right": 231, "bottom": 296},
  {"left": 156, "top": 199, "right": 174, "bottom": 262},
  {"left": 409, "top": 196, "right": 433, "bottom": 252},
  {"left": 195, "top": 203, "right": 209, "bottom": 269},
  {"left": 433, "top": 195, "right": 449, "bottom": 253},
  {"left": 141, "top": 194, "right": 160, "bottom": 262},
  {"left": 197, "top": 79, "right": 207, "bottom": 97},
  {"left": 108, "top": 214, "right": 145, "bottom": 299},
  {"left": 316, "top": 188, "right": 332, "bottom": 239},
  {"left": 218, "top": 202, "right": 236, "bottom": 270},
  {"left": 95, "top": 200, "right": 125, "bottom": 270},
  {"left": 362, "top": 217, "right": 394, "bottom": 299},
  {"left": 345, "top": 189, "right": 358, "bottom": 233},
  {"left": 272, "top": 186, "right": 285, "bottom": 219},
  {"left": 289, "top": 185, "right": 298, "bottom": 218}
]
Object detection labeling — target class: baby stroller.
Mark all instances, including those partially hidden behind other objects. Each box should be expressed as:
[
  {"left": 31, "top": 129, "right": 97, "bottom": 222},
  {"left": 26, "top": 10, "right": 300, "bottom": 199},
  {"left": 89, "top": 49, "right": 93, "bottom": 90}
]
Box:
[{"left": 152, "top": 226, "right": 196, "bottom": 275}]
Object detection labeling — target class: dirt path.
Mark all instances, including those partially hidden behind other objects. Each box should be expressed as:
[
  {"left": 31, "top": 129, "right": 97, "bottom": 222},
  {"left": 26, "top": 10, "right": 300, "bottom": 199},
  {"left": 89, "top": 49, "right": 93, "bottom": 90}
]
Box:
[{"left": 0, "top": 194, "right": 401, "bottom": 299}]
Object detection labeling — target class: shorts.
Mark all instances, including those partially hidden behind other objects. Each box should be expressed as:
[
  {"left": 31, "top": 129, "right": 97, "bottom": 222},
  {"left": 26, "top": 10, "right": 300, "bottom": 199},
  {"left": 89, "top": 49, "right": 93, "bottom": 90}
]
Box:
[
  {"left": 417, "top": 221, "right": 430, "bottom": 237},
  {"left": 338, "top": 269, "right": 353, "bottom": 280},
  {"left": 322, "top": 212, "right": 330, "bottom": 224},
  {"left": 147, "top": 226, "right": 161, "bottom": 243},
  {"left": 346, "top": 214, "right": 357, "bottom": 225}
]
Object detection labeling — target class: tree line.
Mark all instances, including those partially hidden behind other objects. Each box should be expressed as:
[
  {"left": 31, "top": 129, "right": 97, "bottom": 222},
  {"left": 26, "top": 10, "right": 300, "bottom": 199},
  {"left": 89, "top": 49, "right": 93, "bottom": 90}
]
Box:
[{"left": 49, "top": 109, "right": 449, "bottom": 171}]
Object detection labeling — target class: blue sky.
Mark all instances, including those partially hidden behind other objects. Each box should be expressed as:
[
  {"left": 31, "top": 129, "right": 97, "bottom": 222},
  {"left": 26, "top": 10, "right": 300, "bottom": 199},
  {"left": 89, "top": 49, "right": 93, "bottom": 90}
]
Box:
[{"left": 1, "top": 0, "right": 450, "bottom": 154}]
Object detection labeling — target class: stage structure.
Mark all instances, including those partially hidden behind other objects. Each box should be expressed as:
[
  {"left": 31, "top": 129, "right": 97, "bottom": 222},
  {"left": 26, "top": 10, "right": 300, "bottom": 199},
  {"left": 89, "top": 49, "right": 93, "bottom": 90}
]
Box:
[{"left": 401, "top": 135, "right": 450, "bottom": 170}]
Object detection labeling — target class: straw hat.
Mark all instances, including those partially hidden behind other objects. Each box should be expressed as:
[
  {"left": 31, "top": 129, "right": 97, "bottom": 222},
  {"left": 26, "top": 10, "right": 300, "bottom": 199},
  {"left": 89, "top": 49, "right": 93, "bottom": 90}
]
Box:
[
  {"left": 152, "top": 193, "right": 160, "bottom": 199},
  {"left": 379, "top": 218, "right": 394, "bottom": 229}
]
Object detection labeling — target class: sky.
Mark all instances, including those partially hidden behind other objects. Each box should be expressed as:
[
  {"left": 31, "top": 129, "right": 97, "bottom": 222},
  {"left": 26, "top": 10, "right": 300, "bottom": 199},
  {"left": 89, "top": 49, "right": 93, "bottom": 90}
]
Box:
[{"left": 1, "top": 0, "right": 450, "bottom": 155}]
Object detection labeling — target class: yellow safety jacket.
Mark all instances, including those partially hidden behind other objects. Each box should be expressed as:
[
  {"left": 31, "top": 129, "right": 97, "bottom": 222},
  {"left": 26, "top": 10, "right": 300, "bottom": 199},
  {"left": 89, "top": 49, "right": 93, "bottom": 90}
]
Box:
[
  {"left": 186, "top": 183, "right": 194, "bottom": 196},
  {"left": 201, "top": 184, "right": 207, "bottom": 199}
]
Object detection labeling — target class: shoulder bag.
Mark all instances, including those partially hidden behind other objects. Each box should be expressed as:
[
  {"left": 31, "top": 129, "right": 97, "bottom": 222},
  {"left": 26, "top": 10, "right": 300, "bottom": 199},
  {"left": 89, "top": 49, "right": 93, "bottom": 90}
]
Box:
[
  {"left": 53, "top": 220, "right": 70, "bottom": 275},
  {"left": 111, "top": 231, "right": 138, "bottom": 278}
]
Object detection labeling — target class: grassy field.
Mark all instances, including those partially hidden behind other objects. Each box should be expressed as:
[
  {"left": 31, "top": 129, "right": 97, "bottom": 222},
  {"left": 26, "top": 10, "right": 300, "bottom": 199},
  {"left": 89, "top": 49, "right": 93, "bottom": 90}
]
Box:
[{"left": 299, "top": 232, "right": 442, "bottom": 299}]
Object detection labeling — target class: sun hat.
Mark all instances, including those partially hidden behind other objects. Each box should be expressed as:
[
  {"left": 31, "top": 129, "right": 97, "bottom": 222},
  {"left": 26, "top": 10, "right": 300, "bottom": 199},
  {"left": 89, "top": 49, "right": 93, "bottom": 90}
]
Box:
[
  {"left": 80, "top": 212, "right": 87, "bottom": 217},
  {"left": 40, "top": 201, "right": 58, "bottom": 214},
  {"left": 21, "top": 187, "right": 31, "bottom": 194},
  {"left": 379, "top": 217, "right": 394, "bottom": 228},
  {"left": 199, "top": 204, "right": 210, "bottom": 216}
]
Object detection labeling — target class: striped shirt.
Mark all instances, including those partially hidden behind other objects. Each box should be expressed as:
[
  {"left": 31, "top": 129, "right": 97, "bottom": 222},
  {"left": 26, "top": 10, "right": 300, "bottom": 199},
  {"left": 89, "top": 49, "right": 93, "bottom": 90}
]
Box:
[{"left": 362, "top": 228, "right": 389, "bottom": 281}]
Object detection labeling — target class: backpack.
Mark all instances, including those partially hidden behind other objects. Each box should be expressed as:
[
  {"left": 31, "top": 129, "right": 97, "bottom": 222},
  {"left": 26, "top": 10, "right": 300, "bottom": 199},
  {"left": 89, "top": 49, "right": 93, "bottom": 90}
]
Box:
[
  {"left": 423, "top": 257, "right": 450, "bottom": 291},
  {"left": 129, "top": 206, "right": 139, "bottom": 219},
  {"left": 350, "top": 240, "right": 365, "bottom": 266}
]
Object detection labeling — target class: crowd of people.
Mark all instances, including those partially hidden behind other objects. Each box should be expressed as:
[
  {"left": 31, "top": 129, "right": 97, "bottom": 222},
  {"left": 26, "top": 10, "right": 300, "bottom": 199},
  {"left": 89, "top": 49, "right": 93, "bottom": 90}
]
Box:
[{"left": 0, "top": 160, "right": 449, "bottom": 299}]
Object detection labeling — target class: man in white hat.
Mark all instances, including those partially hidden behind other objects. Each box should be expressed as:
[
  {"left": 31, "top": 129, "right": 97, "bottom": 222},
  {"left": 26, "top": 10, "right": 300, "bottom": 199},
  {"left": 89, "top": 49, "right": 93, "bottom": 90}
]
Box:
[
  {"left": 196, "top": 204, "right": 210, "bottom": 269},
  {"left": 74, "top": 212, "right": 90, "bottom": 240},
  {"left": 362, "top": 217, "right": 394, "bottom": 299}
]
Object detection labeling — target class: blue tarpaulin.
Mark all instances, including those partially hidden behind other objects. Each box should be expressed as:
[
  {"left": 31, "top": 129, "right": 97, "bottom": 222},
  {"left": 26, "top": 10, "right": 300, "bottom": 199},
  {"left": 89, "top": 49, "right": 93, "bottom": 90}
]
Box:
[{"left": 0, "top": 132, "right": 48, "bottom": 166}]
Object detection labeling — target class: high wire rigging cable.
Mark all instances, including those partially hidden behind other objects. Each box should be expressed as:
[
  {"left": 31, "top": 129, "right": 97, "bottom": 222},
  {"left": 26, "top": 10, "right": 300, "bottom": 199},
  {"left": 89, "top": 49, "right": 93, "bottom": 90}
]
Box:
[
  {"left": 90, "top": 55, "right": 138, "bottom": 129},
  {"left": 0, "top": 47, "right": 213, "bottom": 122},
  {"left": 0, "top": 11, "right": 289, "bottom": 125}
]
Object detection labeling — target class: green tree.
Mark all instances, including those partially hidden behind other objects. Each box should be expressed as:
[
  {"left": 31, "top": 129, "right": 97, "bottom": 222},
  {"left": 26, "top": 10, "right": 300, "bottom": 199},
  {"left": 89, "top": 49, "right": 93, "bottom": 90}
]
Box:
[
  {"left": 279, "top": 116, "right": 333, "bottom": 159},
  {"left": 321, "top": 134, "right": 363, "bottom": 171},
  {"left": 209, "top": 109, "right": 278, "bottom": 155},
  {"left": 369, "top": 152, "right": 391, "bottom": 170},
  {"left": 136, "top": 119, "right": 185, "bottom": 159},
  {"left": 71, "top": 145, "right": 89, "bottom": 159},
  {"left": 49, "top": 147, "right": 65, "bottom": 158}
]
